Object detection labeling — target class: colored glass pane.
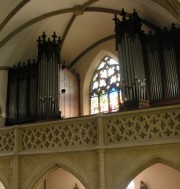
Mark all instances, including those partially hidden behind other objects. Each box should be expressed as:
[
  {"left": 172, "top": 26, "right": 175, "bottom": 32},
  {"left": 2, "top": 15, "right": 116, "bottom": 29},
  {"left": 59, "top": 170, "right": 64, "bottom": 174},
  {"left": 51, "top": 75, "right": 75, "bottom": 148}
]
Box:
[
  {"left": 108, "top": 67, "right": 115, "bottom": 76},
  {"left": 117, "top": 73, "right": 120, "bottom": 81},
  {"left": 109, "top": 90, "right": 119, "bottom": 112},
  {"left": 100, "top": 94, "right": 108, "bottom": 112},
  {"left": 108, "top": 58, "right": 118, "bottom": 65},
  {"left": 110, "top": 75, "right": 117, "bottom": 84},
  {"left": 104, "top": 56, "right": 109, "bottom": 61},
  {"left": 119, "top": 90, "right": 123, "bottom": 102},
  {"left": 99, "top": 70, "right": 107, "bottom": 78},
  {"left": 92, "top": 81, "right": 98, "bottom": 89},
  {"left": 97, "top": 62, "right": 105, "bottom": 70},
  {"left": 100, "top": 79, "right": 106, "bottom": 87},
  {"left": 90, "top": 56, "right": 121, "bottom": 114},
  {"left": 91, "top": 96, "right": 99, "bottom": 114},
  {"left": 93, "top": 73, "right": 98, "bottom": 81}
]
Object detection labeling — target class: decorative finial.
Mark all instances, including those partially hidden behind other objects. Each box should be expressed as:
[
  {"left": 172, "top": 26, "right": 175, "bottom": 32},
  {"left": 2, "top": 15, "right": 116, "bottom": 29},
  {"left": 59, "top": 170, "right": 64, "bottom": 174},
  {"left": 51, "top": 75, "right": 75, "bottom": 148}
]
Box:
[
  {"left": 171, "top": 23, "right": 176, "bottom": 31},
  {"left": 121, "top": 8, "right": 126, "bottom": 21},
  {"left": 57, "top": 36, "right": 62, "bottom": 44},
  {"left": 42, "top": 32, "right": 46, "bottom": 42},
  {"left": 37, "top": 36, "right": 42, "bottom": 44},
  {"left": 52, "top": 32, "right": 57, "bottom": 42}
]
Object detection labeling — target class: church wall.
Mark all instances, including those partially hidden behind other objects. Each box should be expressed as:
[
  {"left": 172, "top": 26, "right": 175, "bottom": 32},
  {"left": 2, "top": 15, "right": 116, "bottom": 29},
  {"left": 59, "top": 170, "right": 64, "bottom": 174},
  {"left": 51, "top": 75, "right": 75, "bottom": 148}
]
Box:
[
  {"left": 134, "top": 163, "right": 180, "bottom": 189},
  {"left": 0, "top": 143, "right": 180, "bottom": 189},
  {"left": 0, "top": 104, "right": 179, "bottom": 189},
  {"left": 44, "top": 168, "right": 85, "bottom": 189},
  {"left": 71, "top": 39, "right": 118, "bottom": 115},
  {"left": 19, "top": 151, "right": 98, "bottom": 189},
  {"left": 0, "top": 157, "right": 12, "bottom": 188},
  {"left": 104, "top": 144, "right": 180, "bottom": 189}
]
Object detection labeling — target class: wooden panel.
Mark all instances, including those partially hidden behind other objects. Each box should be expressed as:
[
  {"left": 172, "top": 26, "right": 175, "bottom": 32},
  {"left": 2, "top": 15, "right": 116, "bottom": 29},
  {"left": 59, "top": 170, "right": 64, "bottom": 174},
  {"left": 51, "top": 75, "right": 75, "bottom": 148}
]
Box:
[{"left": 59, "top": 67, "right": 79, "bottom": 118}]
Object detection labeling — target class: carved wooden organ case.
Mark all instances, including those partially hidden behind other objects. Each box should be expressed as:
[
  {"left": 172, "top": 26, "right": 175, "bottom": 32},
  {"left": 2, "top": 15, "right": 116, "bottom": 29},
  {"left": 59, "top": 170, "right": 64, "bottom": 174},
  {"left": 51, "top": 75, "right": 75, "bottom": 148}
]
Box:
[
  {"left": 37, "top": 32, "right": 61, "bottom": 119},
  {"left": 6, "top": 32, "right": 79, "bottom": 126},
  {"left": 6, "top": 60, "right": 38, "bottom": 124},
  {"left": 114, "top": 9, "right": 180, "bottom": 108}
]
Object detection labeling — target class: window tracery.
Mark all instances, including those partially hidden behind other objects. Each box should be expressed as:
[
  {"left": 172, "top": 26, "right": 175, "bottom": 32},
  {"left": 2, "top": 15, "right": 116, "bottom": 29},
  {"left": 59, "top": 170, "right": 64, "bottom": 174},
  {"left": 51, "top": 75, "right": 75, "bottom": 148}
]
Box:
[{"left": 90, "top": 56, "right": 122, "bottom": 114}]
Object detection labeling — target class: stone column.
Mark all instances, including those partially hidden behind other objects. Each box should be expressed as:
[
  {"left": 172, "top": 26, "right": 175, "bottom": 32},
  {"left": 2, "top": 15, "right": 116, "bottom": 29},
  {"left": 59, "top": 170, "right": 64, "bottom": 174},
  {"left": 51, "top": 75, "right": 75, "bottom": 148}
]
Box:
[
  {"left": 98, "top": 149, "right": 106, "bottom": 189},
  {"left": 97, "top": 113, "right": 106, "bottom": 189}
]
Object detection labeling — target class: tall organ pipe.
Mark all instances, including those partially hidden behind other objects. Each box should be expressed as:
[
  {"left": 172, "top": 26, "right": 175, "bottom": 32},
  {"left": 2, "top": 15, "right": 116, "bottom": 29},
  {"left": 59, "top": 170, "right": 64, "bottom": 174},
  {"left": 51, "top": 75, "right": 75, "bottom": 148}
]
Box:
[
  {"left": 114, "top": 11, "right": 147, "bottom": 102},
  {"left": 37, "top": 32, "right": 62, "bottom": 119}
]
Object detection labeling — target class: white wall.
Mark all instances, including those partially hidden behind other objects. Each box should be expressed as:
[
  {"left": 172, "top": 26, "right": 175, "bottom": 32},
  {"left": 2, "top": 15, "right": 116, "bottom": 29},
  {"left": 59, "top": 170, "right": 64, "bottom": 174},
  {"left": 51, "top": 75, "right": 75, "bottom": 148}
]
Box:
[
  {"left": 37, "top": 168, "right": 85, "bottom": 189},
  {"left": 0, "top": 182, "right": 5, "bottom": 189},
  {"left": 37, "top": 164, "right": 180, "bottom": 189},
  {"left": 134, "top": 163, "right": 180, "bottom": 189}
]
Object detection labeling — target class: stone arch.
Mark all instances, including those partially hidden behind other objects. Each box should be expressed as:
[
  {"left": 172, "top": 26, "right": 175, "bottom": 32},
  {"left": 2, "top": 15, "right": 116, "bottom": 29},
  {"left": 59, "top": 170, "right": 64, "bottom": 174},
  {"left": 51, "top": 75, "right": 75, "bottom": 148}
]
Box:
[
  {"left": 0, "top": 171, "right": 9, "bottom": 189},
  {"left": 24, "top": 162, "right": 90, "bottom": 189},
  {"left": 117, "top": 157, "right": 180, "bottom": 189},
  {"left": 82, "top": 49, "right": 118, "bottom": 115}
]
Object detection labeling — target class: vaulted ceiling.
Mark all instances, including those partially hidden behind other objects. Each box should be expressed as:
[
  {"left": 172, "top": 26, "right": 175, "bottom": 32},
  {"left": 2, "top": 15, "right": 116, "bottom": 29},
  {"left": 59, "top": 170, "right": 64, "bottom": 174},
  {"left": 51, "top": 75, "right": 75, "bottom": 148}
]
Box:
[{"left": 0, "top": 0, "right": 179, "bottom": 68}]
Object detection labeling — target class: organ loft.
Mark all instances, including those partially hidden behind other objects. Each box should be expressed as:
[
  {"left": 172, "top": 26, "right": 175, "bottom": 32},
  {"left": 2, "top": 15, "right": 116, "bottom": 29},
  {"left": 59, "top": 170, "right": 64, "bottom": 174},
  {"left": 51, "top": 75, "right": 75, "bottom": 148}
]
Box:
[{"left": 5, "top": 9, "right": 180, "bottom": 126}]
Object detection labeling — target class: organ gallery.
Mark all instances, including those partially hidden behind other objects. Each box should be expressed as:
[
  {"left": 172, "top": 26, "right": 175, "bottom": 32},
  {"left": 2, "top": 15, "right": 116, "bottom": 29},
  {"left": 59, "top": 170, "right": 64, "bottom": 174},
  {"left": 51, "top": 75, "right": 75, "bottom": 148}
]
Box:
[{"left": 5, "top": 9, "right": 180, "bottom": 126}]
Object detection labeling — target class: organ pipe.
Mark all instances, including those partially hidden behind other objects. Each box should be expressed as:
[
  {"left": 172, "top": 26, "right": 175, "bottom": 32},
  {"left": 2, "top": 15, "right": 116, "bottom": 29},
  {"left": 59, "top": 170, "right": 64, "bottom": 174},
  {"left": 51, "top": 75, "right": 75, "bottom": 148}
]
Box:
[
  {"left": 114, "top": 9, "right": 147, "bottom": 103},
  {"left": 6, "top": 60, "right": 38, "bottom": 125},
  {"left": 6, "top": 31, "right": 80, "bottom": 126},
  {"left": 114, "top": 9, "right": 180, "bottom": 108},
  {"left": 37, "top": 32, "right": 62, "bottom": 119}
]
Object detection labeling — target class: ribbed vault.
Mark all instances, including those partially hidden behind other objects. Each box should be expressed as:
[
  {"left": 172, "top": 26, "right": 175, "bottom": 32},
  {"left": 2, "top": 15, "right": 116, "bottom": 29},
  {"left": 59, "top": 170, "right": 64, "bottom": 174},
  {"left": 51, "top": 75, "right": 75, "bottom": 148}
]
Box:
[{"left": 0, "top": 0, "right": 179, "bottom": 67}]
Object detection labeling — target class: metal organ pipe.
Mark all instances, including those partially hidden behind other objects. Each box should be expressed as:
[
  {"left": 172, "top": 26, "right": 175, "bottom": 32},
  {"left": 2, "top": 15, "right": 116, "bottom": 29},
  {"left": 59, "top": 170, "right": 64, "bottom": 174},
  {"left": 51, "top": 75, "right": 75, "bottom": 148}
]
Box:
[
  {"left": 164, "top": 46, "right": 179, "bottom": 98},
  {"left": 146, "top": 41, "right": 161, "bottom": 101},
  {"left": 118, "top": 44, "right": 125, "bottom": 100},
  {"left": 165, "top": 48, "right": 172, "bottom": 98},
  {"left": 124, "top": 34, "right": 132, "bottom": 99},
  {"left": 113, "top": 9, "right": 180, "bottom": 108},
  {"left": 6, "top": 32, "right": 63, "bottom": 125},
  {"left": 147, "top": 46, "right": 153, "bottom": 99},
  {"left": 37, "top": 32, "right": 61, "bottom": 119},
  {"left": 154, "top": 50, "right": 162, "bottom": 100},
  {"left": 121, "top": 35, "right": 146, "bottom": 100},
  {"left": 129, "top": 37, "right": 136, "bottom": 99}
]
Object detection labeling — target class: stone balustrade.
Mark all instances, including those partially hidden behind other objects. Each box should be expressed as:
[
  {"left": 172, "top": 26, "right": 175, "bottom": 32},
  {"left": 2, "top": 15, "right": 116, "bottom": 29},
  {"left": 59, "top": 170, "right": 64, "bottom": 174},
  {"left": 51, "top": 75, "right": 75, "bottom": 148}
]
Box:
[{"left": 0, "top": 105, "right": 179, "bottom": 156}]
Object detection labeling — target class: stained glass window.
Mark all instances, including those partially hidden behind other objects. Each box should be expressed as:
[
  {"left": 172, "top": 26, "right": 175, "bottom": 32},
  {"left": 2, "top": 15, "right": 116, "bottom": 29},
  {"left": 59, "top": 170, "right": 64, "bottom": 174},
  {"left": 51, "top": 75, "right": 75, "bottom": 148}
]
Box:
[{"left": 90, "top": 56, "right": 122, "bottom": 114}]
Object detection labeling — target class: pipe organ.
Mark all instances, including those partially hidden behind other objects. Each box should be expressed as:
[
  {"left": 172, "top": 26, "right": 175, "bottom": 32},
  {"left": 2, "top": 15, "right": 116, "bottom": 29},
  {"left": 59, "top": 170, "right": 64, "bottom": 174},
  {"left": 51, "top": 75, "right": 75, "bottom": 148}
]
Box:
[
  {"left": 145, "top": 26, "right": 180, "bottom": 104},
  {"left": 6, "top": 60, "right": 38, "bottom": 124},
  {"left": 37, "top": 32, "right": 62, "bottom": 119},
  {"left": 114, "top": 9, "right": 180, "bottom": 109},
  {"left": 6, "top": 32, "right": 80, "bottom": 126}
]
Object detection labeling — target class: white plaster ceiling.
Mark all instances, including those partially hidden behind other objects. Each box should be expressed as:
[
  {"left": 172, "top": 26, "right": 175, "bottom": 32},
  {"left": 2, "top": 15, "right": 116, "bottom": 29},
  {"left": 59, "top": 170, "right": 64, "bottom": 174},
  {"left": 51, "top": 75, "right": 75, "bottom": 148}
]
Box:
[{"left": 0, "top": 0, "right": 179, "bottom": 67}]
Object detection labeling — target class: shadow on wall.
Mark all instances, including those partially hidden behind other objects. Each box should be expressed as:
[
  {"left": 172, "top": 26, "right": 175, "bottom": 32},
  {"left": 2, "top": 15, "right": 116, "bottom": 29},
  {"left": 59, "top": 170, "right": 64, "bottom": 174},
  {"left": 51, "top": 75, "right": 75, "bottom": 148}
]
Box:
[{"left": 126, "top": 163, "right": 180, "bottom": 189}]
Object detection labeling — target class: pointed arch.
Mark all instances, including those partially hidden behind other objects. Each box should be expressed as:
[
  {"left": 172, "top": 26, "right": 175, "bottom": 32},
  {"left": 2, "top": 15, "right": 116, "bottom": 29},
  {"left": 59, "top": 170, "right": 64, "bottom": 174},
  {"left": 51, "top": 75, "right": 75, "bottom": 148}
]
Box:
[
  {"left": 90, "top": 55, "right": 121, "bottom": 114},
  {"left": 116, "top": 158, "right": 180, "bottom": 189},
  {"left": 82, "top": 50, "right": 118, "bottom": 115},
  {"left": 24, "top": 162, "right": 90, "bottom": 189},
  {"left": 0, "top": 171, "right": 9, "bottom": 189}
]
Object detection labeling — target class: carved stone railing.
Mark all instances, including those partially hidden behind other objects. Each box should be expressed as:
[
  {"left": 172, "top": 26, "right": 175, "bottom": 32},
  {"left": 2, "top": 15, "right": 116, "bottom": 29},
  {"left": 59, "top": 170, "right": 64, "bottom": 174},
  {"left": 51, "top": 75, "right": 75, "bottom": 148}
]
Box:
[
  {"left": 104, "top": 105, "right": 180, "bottom": 147},
  {"left": 20, "top": 117, "right": 98, "bottom": 152},
  {"left": 0, "top": 105, "right": 179, "bottom": 156},
  {"left": 0, "top": 128, "right": 15, "bottom": 152}
]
